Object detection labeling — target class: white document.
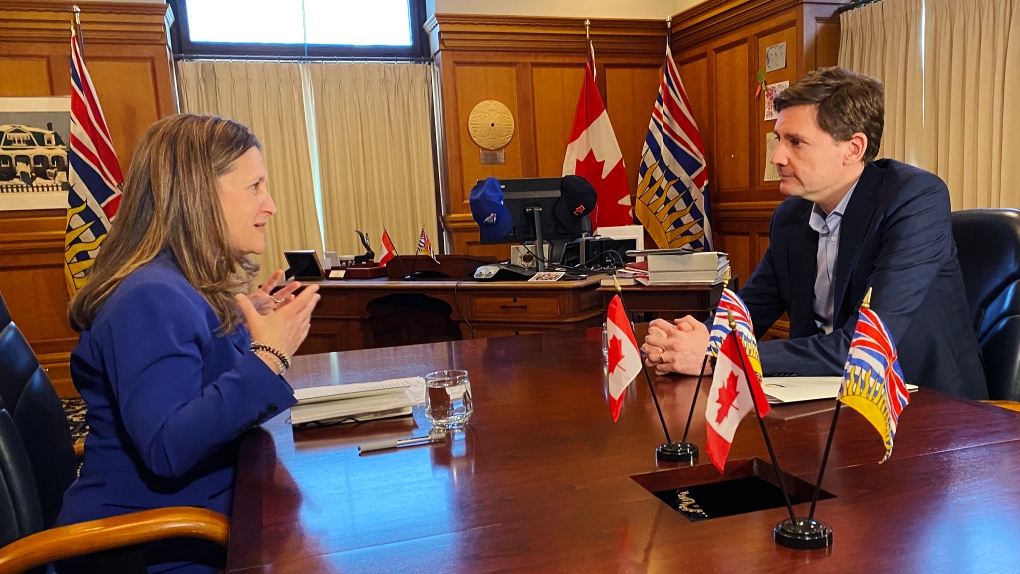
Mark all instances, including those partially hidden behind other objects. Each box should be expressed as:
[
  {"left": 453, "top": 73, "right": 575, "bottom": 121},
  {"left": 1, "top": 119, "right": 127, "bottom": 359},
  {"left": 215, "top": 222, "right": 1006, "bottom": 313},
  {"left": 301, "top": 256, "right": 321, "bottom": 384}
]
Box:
[
  {"left": 293, "top": 377, "right": 420, "bottom": 405},
  {"left": 763, "top": 376, "right": 918, "bottom": 404}
]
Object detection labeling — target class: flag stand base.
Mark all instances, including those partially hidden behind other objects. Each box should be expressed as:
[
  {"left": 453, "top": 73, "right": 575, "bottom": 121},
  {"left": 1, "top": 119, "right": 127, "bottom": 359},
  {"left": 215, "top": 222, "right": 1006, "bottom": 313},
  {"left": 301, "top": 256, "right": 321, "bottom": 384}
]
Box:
[
  {"left": 656, "top": 441, "right": 698, "bottom": 464},
  {"left": 774, "top": 518, "right": 832, "bottom": 550}
]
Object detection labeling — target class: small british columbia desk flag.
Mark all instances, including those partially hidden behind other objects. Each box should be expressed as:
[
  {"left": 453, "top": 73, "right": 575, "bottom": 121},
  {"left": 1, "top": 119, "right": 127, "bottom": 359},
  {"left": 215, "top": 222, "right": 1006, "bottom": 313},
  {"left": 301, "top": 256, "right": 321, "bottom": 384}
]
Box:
[
  {"left": 705, "top": 288, "right": 762, "bottom": 385},
  {"left": 839, "top": 289, "right": 910, "bottom": 463},
  {"left": 417, "top": 227, "right": 438, "bottom": 263}
]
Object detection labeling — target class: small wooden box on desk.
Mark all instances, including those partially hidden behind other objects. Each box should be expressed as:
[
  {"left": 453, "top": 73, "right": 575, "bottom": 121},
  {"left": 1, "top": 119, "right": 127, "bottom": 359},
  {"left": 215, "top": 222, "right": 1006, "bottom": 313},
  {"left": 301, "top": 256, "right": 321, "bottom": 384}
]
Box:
[
  {"left": 598, "top": 281, "right": 724, "bottom": 322},
  {"left": 298, "top": 255, "right": 605, "bottom": 355}
]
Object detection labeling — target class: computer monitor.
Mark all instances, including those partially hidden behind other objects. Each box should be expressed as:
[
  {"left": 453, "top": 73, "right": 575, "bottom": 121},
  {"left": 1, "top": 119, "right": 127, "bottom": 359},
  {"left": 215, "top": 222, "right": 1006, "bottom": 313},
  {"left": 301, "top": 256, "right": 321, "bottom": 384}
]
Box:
[
  {"left": 284, "top": 250, "right": 324, "bottom": 280},
  {"left": 478, "top": 177, "right": 591, "bottom": 270}
]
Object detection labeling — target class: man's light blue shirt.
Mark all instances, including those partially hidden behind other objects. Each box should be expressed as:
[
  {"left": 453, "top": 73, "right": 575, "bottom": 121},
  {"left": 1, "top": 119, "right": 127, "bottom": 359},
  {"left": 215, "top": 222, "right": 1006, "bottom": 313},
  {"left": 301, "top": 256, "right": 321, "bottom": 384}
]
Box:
[{"left": 809, "top": 181, "right": 858, "bottom": 334}]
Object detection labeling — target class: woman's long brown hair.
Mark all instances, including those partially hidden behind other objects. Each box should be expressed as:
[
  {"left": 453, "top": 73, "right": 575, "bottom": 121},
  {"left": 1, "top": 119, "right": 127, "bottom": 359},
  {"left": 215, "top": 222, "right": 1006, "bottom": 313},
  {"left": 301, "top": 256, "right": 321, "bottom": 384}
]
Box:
[{"left": 69, "top": 114, "right": 262, "bottom": 333}]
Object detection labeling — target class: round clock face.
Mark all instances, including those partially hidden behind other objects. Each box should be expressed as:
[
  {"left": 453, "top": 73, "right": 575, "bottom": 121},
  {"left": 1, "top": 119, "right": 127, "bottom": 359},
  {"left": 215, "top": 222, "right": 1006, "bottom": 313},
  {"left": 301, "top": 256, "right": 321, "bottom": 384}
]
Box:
[{"left": 468, "top": 100, "right": 515, "bottom": 150}]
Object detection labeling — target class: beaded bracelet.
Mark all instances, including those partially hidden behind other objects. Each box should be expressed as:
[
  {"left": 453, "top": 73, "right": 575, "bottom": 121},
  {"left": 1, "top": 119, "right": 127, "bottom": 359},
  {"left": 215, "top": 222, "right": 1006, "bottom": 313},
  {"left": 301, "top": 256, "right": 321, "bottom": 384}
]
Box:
[{"left": 251, "top": 341, "right": 291, "bottom": 375}]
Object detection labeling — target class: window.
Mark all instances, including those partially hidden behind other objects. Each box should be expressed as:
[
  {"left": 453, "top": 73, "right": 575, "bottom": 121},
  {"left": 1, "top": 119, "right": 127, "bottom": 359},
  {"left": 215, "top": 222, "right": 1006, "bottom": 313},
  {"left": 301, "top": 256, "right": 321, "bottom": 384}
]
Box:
[{"left": 168, "top": 0, "right": 429, "bottom": 61}]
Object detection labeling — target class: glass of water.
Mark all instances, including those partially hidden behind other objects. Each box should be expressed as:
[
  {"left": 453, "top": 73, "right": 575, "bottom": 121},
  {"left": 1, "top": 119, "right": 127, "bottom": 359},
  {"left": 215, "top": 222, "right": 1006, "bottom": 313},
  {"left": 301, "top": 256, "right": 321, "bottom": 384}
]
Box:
[{"left": 425, "top": 370, "right": 473, "bottom": 429}]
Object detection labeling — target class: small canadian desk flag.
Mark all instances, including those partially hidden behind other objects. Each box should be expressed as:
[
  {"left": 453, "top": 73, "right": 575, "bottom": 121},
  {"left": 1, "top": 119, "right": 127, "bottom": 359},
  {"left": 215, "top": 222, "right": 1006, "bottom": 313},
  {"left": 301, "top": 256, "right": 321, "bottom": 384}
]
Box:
[
  {"left": 379, "top": 229, "right": 396, "bottom": 266},
  {"left": 705, "top": 329, "right": 770, "bottom": 472},
  {"left": 606, "top": 294, "right": 641, "bottom": 421}
]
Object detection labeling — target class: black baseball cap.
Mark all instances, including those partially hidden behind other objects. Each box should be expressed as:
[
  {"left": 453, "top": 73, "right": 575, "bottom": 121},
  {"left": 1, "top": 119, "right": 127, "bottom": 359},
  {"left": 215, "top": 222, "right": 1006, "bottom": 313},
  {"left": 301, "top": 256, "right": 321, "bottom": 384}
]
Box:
[{"left": 554, "top": 175, "right": 598, "bottom": 228}]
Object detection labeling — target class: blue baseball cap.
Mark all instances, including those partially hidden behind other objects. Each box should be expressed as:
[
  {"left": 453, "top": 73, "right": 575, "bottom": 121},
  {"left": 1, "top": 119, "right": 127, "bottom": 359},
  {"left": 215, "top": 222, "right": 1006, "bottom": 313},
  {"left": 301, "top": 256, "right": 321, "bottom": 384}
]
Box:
[{"left": 469, "top": 177, "right": 513, "bottom": 242}]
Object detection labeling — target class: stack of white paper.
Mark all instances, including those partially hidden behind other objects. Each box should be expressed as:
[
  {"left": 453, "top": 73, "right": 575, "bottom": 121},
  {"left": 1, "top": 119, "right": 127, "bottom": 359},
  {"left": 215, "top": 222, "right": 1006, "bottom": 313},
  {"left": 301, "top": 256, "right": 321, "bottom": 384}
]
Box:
[{"left": 290, "top": 377, "right": 424, "bottom": 425}]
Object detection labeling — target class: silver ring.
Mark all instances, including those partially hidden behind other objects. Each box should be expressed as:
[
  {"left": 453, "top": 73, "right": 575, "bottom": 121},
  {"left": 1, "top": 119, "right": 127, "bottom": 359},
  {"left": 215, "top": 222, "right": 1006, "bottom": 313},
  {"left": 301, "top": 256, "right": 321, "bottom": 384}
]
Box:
[{"left": 271, "top": 296, "right": 283, "bottom": 304}]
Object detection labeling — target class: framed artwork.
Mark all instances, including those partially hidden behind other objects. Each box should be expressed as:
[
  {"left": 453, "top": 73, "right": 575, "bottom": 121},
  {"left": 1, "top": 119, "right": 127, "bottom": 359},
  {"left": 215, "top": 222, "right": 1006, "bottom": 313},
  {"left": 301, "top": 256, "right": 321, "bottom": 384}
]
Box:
[{"left": 0, "top": 96, "right": 71, "bottom": 211}]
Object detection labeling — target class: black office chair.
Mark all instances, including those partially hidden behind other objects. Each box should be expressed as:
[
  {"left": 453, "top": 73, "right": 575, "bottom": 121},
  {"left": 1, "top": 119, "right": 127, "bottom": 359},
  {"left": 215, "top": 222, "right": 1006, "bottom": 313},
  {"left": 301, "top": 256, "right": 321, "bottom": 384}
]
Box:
[
  {"left": 0, "top": 292, "right": 229, "bottom": 573},
  {"left": 951, "top": 208, "right": 1020, "bottom": 401},
  {"left": 0, "top": 291, "right": 76, "bottom": 529}
]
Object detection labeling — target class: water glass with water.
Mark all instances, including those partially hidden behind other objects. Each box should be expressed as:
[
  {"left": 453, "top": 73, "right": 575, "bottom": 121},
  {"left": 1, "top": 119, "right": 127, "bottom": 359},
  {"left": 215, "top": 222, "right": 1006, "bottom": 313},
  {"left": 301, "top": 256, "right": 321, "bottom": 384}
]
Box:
[{"left": 425, "top": 370, "right": 473, "bottom": 429}]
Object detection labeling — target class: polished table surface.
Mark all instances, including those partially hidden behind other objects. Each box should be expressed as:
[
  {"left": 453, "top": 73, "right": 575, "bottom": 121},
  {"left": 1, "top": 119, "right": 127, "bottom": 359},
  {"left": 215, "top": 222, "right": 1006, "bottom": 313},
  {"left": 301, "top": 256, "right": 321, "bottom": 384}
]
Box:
[{"left": 227, "top": 329, "right": 1020, "bottom": 573}]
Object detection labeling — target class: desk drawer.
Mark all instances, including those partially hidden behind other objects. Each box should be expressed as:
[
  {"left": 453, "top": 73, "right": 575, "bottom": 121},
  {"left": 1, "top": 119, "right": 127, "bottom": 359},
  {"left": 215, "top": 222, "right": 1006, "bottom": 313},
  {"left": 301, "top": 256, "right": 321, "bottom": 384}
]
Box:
[{"left": 471, "top": 295, "right": 561, "bottom": 320}]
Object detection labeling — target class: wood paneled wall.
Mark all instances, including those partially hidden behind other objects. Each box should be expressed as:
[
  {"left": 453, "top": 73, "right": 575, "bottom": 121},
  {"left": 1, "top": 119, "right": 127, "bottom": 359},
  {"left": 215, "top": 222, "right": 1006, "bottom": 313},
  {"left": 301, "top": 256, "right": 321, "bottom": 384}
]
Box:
[
  {"left": 671, "top": 0, "right": 842, "bottom": 285},
  {"left": 426, "top": 15, "right": 668, "bottom": 257},
  {"left": 0, "top": 0, "right": 175, "bottom": 396}
]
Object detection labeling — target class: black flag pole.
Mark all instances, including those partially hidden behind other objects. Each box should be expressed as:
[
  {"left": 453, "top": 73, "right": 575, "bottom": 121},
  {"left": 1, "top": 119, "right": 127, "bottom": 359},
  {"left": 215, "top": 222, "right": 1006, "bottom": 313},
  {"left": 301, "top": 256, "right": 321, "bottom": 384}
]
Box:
[
  {"left": 679, "top": 355, "right": 709, "bottom": 447},
  {"left": 801, "top": 290, "right": 874, "bottom": 537},
  {"left": 385, "top": 228, "right": 410, "bottom": 278},
  {"left": 727, "top": 306, "right": 835, "bottom": 550},
  {"left": 678, "top": 267, "right": 730, "bottom": 450},
  {"left": 808, "top": 402, "right": 842, "bottom": 520},
  {"left": 726, "top": 311, "right": 798, "bottom": 526},
  {"left": 614, "top": 277, "right": 697, "bottom": 463},
  {"left": 404, "top": 227, "right": 424, "bottom": 280}
]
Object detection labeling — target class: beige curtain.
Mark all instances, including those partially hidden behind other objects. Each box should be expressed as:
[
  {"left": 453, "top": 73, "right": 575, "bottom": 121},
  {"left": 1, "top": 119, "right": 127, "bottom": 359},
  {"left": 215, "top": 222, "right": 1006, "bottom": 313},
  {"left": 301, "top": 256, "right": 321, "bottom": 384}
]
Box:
[
  {"left": 923, "top": 0, "right": 1020, "bottom": 209},
  {"left": 839, "top": 0, "right": 924, "bottom": 165},
  {"left": 306, "top": 62, "right": 438, "bottom": 257},
  {"left": 176, "top": 61, "right": 323, "bottom": 281}
]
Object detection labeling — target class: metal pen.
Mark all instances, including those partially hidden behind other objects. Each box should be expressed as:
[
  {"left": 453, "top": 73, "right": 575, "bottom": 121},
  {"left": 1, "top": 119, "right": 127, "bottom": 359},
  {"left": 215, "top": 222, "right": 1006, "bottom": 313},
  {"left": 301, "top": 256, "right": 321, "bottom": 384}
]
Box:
[{"left": 358, "top": 431, "right": 447, "bottom": 453}]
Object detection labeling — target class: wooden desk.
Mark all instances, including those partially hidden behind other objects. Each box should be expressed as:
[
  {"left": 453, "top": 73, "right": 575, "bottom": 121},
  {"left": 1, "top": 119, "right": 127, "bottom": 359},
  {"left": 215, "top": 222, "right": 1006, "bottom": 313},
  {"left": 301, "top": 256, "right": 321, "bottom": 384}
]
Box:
[
  {"left": 228, "top": 330, "right": 1020, "bottom": 573},
  {"left": 599, "top": 282, "right": 724, "bottom": 321},
  {"left": 298, "top": 276, "right": 604, "bottom": 354}
]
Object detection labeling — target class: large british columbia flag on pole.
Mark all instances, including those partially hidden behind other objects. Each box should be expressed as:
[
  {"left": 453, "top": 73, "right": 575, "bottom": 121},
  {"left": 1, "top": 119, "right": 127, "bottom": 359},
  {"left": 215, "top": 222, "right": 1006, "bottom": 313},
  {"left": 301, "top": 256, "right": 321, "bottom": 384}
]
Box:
[
  {"left": 635, "top": 45, "right": 712, "bottom": 251},
  {"left": 64, "top": 23, "right": 123, "bottom": 297}
]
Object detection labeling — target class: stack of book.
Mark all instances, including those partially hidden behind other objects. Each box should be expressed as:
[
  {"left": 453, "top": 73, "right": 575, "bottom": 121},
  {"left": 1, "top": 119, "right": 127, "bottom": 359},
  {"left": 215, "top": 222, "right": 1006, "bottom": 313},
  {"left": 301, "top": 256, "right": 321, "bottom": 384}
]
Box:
[
  {"left": 640, "top": 250, "right": 728, "bottom": 285},
  {"left": 290, "top": 377, "right": 422, "bottom": 426},
  {"left": 601, "top": 249, "right": 729, "bottom": 286}
]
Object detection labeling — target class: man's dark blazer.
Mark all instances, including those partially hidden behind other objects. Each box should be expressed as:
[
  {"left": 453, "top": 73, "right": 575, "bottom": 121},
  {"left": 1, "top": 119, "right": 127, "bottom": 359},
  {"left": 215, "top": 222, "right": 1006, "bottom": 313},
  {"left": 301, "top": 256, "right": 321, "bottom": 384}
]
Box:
[{"left": 740, "top": 159, "right": 988, "bottom": 400}]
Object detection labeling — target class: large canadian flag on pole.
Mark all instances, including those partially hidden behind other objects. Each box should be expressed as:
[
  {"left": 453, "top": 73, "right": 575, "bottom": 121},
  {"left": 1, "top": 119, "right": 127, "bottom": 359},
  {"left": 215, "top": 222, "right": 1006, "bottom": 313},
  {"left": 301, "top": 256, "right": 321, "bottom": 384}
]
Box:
[
  {"left": 606, "top": 294, "right": 641, "bottom": 421},
  {"left": 705, "top": 330, "right": 771, "bottom": 472},
  {"left": 562, "top": 63, "right": 633, "bottom": 230}
]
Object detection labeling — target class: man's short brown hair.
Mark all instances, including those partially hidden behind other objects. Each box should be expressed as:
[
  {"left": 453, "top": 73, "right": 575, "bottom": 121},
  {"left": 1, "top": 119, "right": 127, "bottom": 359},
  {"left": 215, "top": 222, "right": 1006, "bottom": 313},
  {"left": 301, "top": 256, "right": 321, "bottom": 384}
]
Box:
[{"left": 774, "top": 67, "right": 884, "bottom": 163}]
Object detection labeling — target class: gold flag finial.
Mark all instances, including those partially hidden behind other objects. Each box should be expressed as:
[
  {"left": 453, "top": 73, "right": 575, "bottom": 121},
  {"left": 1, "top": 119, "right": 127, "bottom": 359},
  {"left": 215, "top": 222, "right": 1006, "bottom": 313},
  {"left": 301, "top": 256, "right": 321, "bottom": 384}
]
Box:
[
  {"left": 726, "top": 309, "right": 736, "bottom": 330},
  {"left": 612, "top": 274, "right": 623, "bottom": 294},
  {"left": 723, "top": 266, "right": 731, "bottom": 286},
  {"left": 862, "top": 287, "right": 873, "bottom": 310}
]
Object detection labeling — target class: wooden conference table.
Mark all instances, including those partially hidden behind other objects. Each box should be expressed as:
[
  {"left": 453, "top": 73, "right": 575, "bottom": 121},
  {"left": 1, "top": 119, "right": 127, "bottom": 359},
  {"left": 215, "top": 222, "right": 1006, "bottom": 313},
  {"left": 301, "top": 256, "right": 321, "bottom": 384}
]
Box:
[{"left": 227, "top": 329, "right": 1020, "bottom": 573}]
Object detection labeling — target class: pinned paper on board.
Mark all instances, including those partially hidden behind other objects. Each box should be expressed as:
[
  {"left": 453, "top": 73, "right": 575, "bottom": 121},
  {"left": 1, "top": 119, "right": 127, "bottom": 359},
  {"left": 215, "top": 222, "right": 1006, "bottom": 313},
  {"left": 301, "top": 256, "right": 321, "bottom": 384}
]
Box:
[
  {"left": 765, "top": 42, "right": 787, "bottom": 72},
  {"left": 764, "top": 133, "right": 780, "bottom": 182},
  {"left": 763, "top": 81, "right": 789, "bottom": 121}
]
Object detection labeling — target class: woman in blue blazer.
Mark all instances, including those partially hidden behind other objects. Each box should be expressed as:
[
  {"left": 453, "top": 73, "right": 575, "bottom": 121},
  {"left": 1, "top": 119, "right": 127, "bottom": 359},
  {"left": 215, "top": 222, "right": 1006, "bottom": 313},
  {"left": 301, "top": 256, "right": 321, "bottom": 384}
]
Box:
[{"left": 56, "top": 114, "right": 320, "bottom": 573}]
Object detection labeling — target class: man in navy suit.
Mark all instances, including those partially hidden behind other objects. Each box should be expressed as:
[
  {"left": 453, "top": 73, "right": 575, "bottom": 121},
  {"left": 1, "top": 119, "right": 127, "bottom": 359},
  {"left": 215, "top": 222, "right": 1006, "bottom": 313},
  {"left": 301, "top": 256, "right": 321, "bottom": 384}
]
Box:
[{"left": 643, "top": 67, "right": 987, "bottom": 400}]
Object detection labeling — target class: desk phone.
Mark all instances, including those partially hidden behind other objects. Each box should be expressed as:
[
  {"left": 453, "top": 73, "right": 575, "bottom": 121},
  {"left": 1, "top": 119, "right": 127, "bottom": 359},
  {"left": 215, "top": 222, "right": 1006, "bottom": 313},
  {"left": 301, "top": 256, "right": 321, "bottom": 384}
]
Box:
[{"left": 473, "top": 263, "right": 536, "bottom": 281}]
